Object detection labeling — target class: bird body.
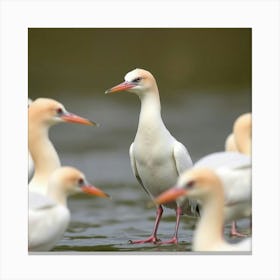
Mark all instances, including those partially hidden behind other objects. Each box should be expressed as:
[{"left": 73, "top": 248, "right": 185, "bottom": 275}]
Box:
[
  {"left": 131, "top": 115, "right": 191, "bottom": 202},
  {"left": 29, "top": 197, "right": 70, "bottom": 251},
  {"left": 193, "top": 151, "right": 251, "bottom": 223}
]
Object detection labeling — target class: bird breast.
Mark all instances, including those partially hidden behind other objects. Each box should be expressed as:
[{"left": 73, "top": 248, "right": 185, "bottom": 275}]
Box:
[{"left": 133, "top": 140, "right": 178, "bottom": 196}]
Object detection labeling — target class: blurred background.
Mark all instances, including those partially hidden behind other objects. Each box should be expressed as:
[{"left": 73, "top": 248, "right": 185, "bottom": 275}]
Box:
[{"left": 28, "top": 28, "right": 251, "bottom": 252}]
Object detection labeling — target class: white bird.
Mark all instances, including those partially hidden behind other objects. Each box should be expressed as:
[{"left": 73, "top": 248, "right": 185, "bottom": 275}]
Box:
[
  {"left": 155, "top": 167, "right": 251, "bottom": 251},
  {"left": 226, "top": 113, "right": 251, "bottom": 156},
  {"left": 105, "top": 68, "right": 193, "bottom": 244},
  {"left": 225, "top": 113, "right": 252, "bottom": 236},
  {"left": 28, "top": 98, "right": 35, "bottom": 181},
  {"left": 29, "top": 166, "right": 110, "bottom": 251},
  {"left": 29, "top": 98, "right": 97, "bottom": 195}
]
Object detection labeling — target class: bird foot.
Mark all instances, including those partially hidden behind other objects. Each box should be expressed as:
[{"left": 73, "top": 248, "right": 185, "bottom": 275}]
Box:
[
  {"left": 230, "top": 229, "right": 247, "bottom": 238},
  {"left": 128, "top": 235, "right": 161, "bottom": 244},
  {"left": 158, "top": 236, "right": 178, "bottom": 245}
]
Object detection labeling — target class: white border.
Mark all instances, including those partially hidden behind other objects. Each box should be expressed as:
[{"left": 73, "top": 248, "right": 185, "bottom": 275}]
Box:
[{"left": 0, "top": 0, "right": 279, "bottom": 279}]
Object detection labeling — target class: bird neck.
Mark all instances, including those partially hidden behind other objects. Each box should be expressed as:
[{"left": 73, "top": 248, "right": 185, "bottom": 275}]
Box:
[
  {"left": 29, "top": 121, "right": 61, "bottom": 190},
  {"left": 137, "top": 91, "right": 164, "bottom": 132},
  {"left": 236, "top": 131, "right": 251, "bottom": 155},
  {"left": 225, "top": 134, "right": 237, "bottom": 152},
  {"left": 47, "top": 183, "right": 68, "bottom": 206},
  {"left": 193, "top": 191, "right": 225, "bottom": 251}
]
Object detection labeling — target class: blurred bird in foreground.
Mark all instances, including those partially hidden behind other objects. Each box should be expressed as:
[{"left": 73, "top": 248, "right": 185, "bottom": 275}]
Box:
[
  {"left": 29, "top": 166, "right": 110, "bottom": 251},
  {"left": 154, "top": 167, "right": 251, "bottom": 252}
]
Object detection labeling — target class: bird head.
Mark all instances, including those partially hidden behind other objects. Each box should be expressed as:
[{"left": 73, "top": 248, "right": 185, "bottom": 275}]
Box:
[
  {"left": 105, "top": 68, "right": 158, "bottom": 97},
  {"left": 154, "top": 168, "right": 223, "bottom": 205},
  {"left": 29, "top": 98, "right": 98, "bottom": 127},
  {"left": 49, "top": 167, "right": 110, "bottom": 198}
]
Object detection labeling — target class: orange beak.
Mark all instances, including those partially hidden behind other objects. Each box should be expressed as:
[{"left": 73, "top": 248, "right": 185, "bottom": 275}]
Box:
[
  {"left": 62, "top": 112, "right": 98, "bottom": 126},
  {"left": 154, "top": 187, "right": 187, "bottom": 205},
  {"left": 105, "top": 81, "right": 135, "bottom": 94},
  {"left": 81, "top": 185, "right": 110, "bottom": 199}
]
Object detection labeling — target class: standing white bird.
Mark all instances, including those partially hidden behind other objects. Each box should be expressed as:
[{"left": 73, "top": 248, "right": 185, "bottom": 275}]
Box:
[
  {"left": 105, "top": 68, "right": 193, "bottom": 244},
  {"left": 154, "top": 167, "right": 251, "bottom": 252},
  {"left": 29, "top": 166, "right": 110, "bottom": 251},
  {"left": 29, "top": 98, "right": 97, "bottom": 195},
  {"left": 225, "top": 113, "right": 252, "bottom": 236}
]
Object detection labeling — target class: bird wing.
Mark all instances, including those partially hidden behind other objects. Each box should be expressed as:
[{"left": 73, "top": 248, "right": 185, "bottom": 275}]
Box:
[
  {"left": 172, "top": 141, "right": 193, "bottom": 175},
  {"left": 29, "top": 191, "right": 56, "bottom": 210},
  {"left": 217, "top": 167, "right": 251, "bottom": 206},
  {"left": 129, "top": 143, "right": 154, "bottom": 199},
  {"left": 195, "top": 152, "right": 251, "bottom": 207},
  {"left": 173, "top": 141, "right": 199, "bottom": 215},
  {"left": 194, "top": 151, "right": 251, "bottom": 170}
]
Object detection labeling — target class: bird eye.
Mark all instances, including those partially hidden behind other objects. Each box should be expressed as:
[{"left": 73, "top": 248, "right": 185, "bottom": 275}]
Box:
[
  {"left": 56, "top": 108, "right": 63, "bottom": 115},
  {"left": 185, "top": 180, "right": 195, "bottom": 189},
  {"left": 132, "top": 77, "right": 141, "bottom": 83},
  {"left": 78, "top": 178, "right": 84, "bottom": 186}
]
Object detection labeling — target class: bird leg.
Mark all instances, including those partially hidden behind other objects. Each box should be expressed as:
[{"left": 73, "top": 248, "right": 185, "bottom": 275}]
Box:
[
  {"left": 158, "top": 206, "right": 182, "bottom": 245},
  {"left": 128, "top": 205, "right": 163, "bottom": 244},
  {"left": 230, "top": 221, "right": 247, "bottom": 237}
]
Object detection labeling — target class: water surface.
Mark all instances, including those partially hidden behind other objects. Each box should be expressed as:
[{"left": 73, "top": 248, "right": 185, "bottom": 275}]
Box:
[{"left": 39, "top": 91, "right": 252, "bottom": 253}]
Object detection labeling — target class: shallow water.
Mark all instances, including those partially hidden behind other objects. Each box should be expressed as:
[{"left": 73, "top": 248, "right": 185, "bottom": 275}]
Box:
[
  {"left": 52, "top": 186, "right": 250, "bottom": 253},
  {"left": 32, "top": 90, "right": 253, "bottom": 253}
]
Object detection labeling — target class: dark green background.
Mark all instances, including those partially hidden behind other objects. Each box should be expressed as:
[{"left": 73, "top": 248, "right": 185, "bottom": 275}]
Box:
[{"left": 28, "top": 28, "right": 251, "bottom": 97}]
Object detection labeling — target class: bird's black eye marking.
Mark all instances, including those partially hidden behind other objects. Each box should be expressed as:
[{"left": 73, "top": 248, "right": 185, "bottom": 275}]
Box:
[
  {"left": 57, "top": 108, "right": 63, "bottom": 115},
  {"left": 78, "top": 178, "right": 84, "bottom": 186},
  {"left": 132, "top": 77, "right": 141, "bottom": 83},
  {"left": 186, "top": 180, "right": 195, "bottom": 189}
]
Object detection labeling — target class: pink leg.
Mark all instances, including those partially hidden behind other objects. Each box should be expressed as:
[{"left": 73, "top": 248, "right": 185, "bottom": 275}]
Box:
[
  {"left": 158, "top": 206, "right": 182, "bottom": 245},
  {"left": 129, "top": 205, "right": 163, "bottom": 244},
  {"left": 230, "top": 221, "right": 247, "bottom": 237}
]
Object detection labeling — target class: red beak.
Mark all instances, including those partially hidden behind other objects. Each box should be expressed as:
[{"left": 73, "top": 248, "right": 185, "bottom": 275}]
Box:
[
  {"left": 81, "top": 185, "right": 110, "bottom": 199},
  {"left": 105, "top": 81, "right": 135, "bottom": 94},
  {"left": 154, "top": 187, "right": 187, "bottom": 205},
  {"left": 62, "top": 112, "right": 98, "bottom": 126}
]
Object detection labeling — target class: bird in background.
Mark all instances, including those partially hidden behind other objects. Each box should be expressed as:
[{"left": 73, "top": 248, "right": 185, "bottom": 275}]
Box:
[
  {"left": 29, "top": 166, "right": 110, "bottom": 251},
  {"left": 28, "top": 98, "right": 97, "bottom": 195},
  {"left": 154, "top": 167, "right": 251, "bottom": 252},
  {"left": 105, "top": 68, "right": 193, "bottom": 244},
  {"left": 225, "top": 112, "right": 252, "bottom": 236},
  {"left": 225, "top": 113, "right": 251, "bottom": 156}
]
